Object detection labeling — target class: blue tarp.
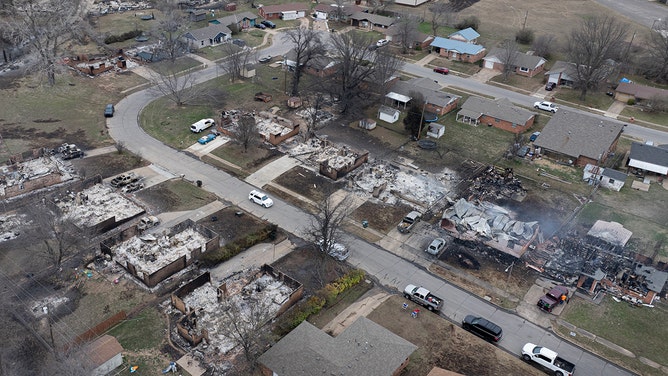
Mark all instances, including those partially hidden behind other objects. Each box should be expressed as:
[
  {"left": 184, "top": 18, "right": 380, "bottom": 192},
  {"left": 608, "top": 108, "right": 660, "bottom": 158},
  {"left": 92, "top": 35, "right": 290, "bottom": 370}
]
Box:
[{"left": 619, "top": 77, "right": 631, "bottom": 83}]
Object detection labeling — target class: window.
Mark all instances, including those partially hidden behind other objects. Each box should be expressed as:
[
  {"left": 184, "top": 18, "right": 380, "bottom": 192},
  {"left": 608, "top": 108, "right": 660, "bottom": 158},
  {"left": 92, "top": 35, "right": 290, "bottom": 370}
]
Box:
[
  {"left": 609, "top": 178, "right": 615, "bottom": 184},
  {"left": 519, "top": 66, "right": 529, "bottom": 72}
]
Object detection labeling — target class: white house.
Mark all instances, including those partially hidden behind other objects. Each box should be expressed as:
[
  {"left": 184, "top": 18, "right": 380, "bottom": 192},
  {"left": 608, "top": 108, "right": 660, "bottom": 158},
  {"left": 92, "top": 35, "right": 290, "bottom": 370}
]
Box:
[
  {"left": 583, "top": 164, "right": 627, "bottom": 191},
  {"left": 627, "top": 142, "right": 668, "bottom": 176},
  {"left": 378, "top": 106, "right": 400, "bottom": 123}
]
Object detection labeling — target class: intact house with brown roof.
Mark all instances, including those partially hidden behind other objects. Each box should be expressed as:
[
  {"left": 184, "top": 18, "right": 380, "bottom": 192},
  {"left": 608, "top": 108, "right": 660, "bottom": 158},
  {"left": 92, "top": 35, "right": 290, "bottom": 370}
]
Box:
[
  {"left": 614, "top": 82, "right": 668, "bottom": 103},
  {"left": 456, "top": 97, "right": 536, "bottom": 133},
  {"left": 349, "top": 11, "right": 395, "bottom": 31},
  {"left": 386, "top": 77, "right": 460, "bottom": 116},
  {"left": 483, "top": 48, "right": 546, "bottom": 78},
  {"left": 313, "top": 3, "right": 362, "bottom": 21},
  {"left": 257, "top": 317, "right": 417, "bottom": 376},
  {"left": 258, "top": 3, "right": 308, "bottom": 20},
  {"left": 627, "top": 142, "right": 668, "bottom": 177},
  {"left": 533, "top": 111, "right": 625, "bottom": 167},
  {"left": 385, "top": 25, "right": 434, "bottom": 50}
]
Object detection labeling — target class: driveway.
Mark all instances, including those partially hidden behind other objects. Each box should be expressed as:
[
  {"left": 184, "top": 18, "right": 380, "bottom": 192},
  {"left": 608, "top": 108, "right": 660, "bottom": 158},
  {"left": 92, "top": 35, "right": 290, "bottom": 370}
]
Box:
[{"left": 104, "top": 29, "right": 645, "bottom": 376}]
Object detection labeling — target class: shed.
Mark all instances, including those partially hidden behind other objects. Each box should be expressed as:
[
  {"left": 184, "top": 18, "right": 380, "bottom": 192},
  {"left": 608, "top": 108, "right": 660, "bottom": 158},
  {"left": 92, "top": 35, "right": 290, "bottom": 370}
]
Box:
[
  {"left": 427, "top": 123, "right": 445, "bottom": 139},
  {"left": 378, "top": 105, "right": 400, "bottom": 123},
  {"left": 225, "top": 2, "right": 237, "bottom": 11},
  {"left": 583, "top": 164, "right": 627, "bottom": 191},
  {"left": 241, "top": 64, "right": 256, "bottom": 78},
  {"left": 86, "top": 335, "right": 123, "bottom": 376},
  {"left": 359, "top": 118, "right": 377, "bottom": 130}
]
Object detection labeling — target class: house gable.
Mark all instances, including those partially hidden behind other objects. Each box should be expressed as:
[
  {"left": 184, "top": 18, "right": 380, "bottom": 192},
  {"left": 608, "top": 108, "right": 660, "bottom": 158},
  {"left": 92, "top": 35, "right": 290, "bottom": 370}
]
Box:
[
  {"left": 456, "top": 96, "right": 536, "bottom": 133},
  {"left": 448, "top": 27, "right": 480, "bottom": 43},
  {"left": 257, "top": 317, "right": 417, "bottom": 376},
  {"left": 534, "top": 110, "right": 624, "bottom": 166},
  {"left": 388, "top": 77, "right": 461, "bottom": 115}
]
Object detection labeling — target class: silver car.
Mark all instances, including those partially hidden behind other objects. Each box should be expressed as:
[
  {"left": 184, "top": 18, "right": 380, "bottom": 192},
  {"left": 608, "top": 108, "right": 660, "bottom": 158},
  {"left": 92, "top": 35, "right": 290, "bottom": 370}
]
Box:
[{"left": 425, "top": 238, "right": 446, "bottom": 255}]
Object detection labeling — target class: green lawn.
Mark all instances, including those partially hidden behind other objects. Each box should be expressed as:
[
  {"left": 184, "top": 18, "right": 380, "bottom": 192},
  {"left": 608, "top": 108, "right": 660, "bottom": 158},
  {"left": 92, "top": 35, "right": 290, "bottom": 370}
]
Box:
[
  {"left": 489, "top": 72, "right": 545, "bottom": 93},
  {"left": 429, "top": 58, "right": 481, "bottom": 76},
  {"left": 553, "top": 87, "right": 616, "bottom": 111},
  {"left": 620, "top": 107, "right": 668, "bottom": 129},
  {"left": 418, "top": 22, "right": 456, "bottom": 38},
  {"left": 561, "top": 297, "right": 668, "bottom": 373},
  {"left": 151, "top": 56, "right": 202, "bottom": 75},
  {"left": 108, "top": 307, "right": 165, "bottom": 351}
]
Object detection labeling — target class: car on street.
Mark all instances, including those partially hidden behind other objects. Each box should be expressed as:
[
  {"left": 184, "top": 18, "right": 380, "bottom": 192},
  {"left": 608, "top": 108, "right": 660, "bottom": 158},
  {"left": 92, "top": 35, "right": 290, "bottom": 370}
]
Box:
[
  {"left": 318, "top": 240, "right": 350, "bottom": 261},
  {"left": 376, "top": 39, "right": 389, "bottom": 47},
  {"left": 198, "top": 133, "right": 217, "bottom": 145},
  {"left": 529, "top": 131, "right": 541, "bottom": 142},
  {"left": 462, "top": 315, "right": 503, "bottom": 343},
  {"left": 545, "top": 82, "right": 556, "bottom": 91},
  {"left": 533, "top": 101, "right": 558, "bottom": 113},
  {"left": 261, "top": 20, "right": 276, "bottom": 28},
  {"left": 425, "top": 238, "right": 446, "bottom": 255},
  {"left": 104, "top": 104, "right": 115, "bottom": 117},
  {"left": 258, "top": 56, "right": 272, "bottom": 64},
  {"left": 255, "top": 23, "right": 266, "bottom": 29},
  {"left": 249, "top": 189, "right": 274, "bottom": 208},
  {"left": 433, "top": 67, "right": 449, "bottom": 75}
]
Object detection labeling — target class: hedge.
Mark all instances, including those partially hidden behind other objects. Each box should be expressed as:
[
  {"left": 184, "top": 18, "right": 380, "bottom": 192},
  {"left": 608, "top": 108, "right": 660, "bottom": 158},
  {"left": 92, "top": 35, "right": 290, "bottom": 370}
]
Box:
[{"left": 199, "top": 224, "right": 277, "bottom": 266}]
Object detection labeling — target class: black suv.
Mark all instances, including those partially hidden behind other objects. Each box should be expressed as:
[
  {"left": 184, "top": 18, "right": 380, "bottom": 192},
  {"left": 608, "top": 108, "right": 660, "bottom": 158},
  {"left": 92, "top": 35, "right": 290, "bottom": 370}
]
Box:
[
  {"left": 462, "top": 315, "right": 503, "bottom": 343},
  {"left": 261, "top": 20, "right": 276, "bottom": 28}
]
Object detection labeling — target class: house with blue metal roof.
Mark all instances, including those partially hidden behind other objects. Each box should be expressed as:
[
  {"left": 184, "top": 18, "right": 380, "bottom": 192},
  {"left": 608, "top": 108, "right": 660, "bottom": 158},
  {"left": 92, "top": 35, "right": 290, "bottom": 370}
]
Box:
[
  {"left": 429, "top": 37, "right": 486, "bottom": 63},
  {"left": 448, "top": 27, "right": 480, "bottom": 44}
]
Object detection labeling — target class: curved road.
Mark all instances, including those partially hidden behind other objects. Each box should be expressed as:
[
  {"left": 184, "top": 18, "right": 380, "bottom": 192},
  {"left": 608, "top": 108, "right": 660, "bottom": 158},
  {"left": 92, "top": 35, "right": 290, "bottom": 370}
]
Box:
[{"left": 107, "top": 34, "right": 642, "bottom": 376}]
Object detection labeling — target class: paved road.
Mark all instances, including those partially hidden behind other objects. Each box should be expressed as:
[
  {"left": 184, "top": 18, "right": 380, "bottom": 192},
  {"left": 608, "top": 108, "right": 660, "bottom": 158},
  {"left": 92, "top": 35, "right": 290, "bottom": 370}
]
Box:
[
  {"left": 106, "top": 32, "right": 643, "bottom": 376},
  {"left": 593, "top": 0, "right": 667, "bottom": 29}
]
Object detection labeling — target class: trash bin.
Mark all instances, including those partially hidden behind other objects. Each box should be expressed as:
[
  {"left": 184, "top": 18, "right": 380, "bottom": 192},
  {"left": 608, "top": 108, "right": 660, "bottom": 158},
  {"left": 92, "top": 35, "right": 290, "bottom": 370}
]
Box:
[
  {"left": 196, "top": 180, "right": 202, "bottom": 187},
  {"left": 362, "top": 220, "right": 368, "bottom": 228}
]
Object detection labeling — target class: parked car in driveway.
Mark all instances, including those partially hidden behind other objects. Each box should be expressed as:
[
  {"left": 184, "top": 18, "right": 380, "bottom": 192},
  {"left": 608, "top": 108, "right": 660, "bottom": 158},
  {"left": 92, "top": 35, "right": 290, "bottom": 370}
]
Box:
[
  {"left": 198, "top": 133, "right": 217, "bottom": 145},
  {"left": 425, "top": 238, "right": 446, "bottom": 255},
  {"left": 376, "top": 39, "right": 389, "bottom": 47},
  {"left": 104, "top": 104, "right": 115, "bottom": 117},
  {"left": 545, "top": 82, "right": 556, "bottom": 91},
  {"left": 462, "top": 315, "right": 503, "bottom": 343},
  {"left": 529, "top": 131, "right": 541, "bottom": 142},
  {"left": 433, "top": 67, "right": 449, "bottom": 75},
  {"left": 258, "top": 56, "right": 272, "bottom": 64},
  {"left": 533, "top": 101, "right": 558, "bottom": 113},
  {"left": 255, "top": 23, "right": 266, "bottom": 29},
  {"left": 249, "top": 189, "right": 273, "bottom": 208}
]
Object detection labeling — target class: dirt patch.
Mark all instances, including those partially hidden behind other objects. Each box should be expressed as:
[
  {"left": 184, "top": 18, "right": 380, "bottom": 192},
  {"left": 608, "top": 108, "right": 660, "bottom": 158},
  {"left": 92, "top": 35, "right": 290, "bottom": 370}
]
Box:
[
  {"left": 350, "top": 200, "right": 414, "bottom": 233},
  {"left": 211, "top": 143, "right": 284, "bottom": 172},
  {"left": 272, "top": 246, "right": 348, "bottom": 292},
  {"left": 134, "top": 179, "right": 218, "bottom": 213},
  {"left": 196, "top": 206, "right": 270, "bottom": 245},
  {"left": 273, "top": 166, "right": 346, "bottom": 203},
  {"left": 367, "top": 295, "right": 543, "bottom": 376},
  {"left": 70, "top": 152, "right": 146, "bottom": 179}
]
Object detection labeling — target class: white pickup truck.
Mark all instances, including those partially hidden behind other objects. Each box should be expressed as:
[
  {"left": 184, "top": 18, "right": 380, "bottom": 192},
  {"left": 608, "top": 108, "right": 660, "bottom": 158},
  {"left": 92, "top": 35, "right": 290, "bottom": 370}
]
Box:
[
  {"left": 522, "top": 343, "right": 575, "bottom": 376},
  {"left": 403, "top": 284, "right": 443, "bottom": 312}
]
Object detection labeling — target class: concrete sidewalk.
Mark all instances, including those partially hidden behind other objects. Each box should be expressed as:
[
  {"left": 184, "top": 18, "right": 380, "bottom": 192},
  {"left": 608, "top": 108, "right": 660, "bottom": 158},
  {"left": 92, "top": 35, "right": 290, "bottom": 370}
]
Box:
[{"left": 209, "top": 239, "right": 294, "bottom": 282}]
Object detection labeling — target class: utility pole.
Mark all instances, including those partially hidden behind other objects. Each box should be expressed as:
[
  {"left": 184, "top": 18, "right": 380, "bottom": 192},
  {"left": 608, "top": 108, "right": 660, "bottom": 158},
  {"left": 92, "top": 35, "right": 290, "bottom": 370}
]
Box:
[{"left": 522, "top": 10, "right": 528, "bottom": 30}]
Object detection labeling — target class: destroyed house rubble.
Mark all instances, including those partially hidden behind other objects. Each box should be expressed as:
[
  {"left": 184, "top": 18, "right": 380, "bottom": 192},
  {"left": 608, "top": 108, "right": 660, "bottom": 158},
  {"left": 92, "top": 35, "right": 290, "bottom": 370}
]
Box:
[
  {"left": 55, "top": 183, "right": 144, "bottom": 229},
  {"left": 218, "top": 110, "right": 300, "bottom": 146},
  {"left": 350, "top": 161, "right": 455, "bottom": 207},
  {"left": 464, "top": 165, "right": 527, "bottom": 202},
  {"left": 441, "top": 198, "right": 539, "bottom": 258},
  {"left": 102, "top": 219, "right": 219, "bottom": 288},
  {"left": 1, "top": 150, "right": 77, "bottom": 199},
  {"left": 169, "top": 266, "right": 303, "bottom": 354},
  {"left": 283, "top": 137, "right": 368, "bottom": 180}
]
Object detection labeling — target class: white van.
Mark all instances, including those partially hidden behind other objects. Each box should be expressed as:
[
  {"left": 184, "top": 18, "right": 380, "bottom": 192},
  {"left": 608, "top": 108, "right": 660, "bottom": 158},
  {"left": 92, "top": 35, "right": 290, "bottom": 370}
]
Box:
[{"left": 190, "top": 118, "right": 215, "bottom": 133}]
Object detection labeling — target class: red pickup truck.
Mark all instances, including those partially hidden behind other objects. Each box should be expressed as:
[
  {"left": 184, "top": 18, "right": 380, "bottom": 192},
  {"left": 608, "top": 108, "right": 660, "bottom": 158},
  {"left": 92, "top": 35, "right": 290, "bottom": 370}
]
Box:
[{"left": 537, "top": 286, "right": 569, "bottom": 312}]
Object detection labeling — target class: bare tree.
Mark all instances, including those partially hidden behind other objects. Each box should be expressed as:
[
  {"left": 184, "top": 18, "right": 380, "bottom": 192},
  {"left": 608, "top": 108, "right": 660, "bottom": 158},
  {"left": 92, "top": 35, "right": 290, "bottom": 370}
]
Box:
[
  {"left": 233, "top": 114, "right": 260, "bottom": 152},
  {"left": 282, "top": 28, "right": 324, "bottom": 96},
  {"left": 532, "top": 34, "right": 556, "bottom": 60},
  {"left": 302, "top": 91, "right": 327, "bottom": 140},
  {"left": 498, "top": 39, "right": 519, "bottom": 81},
  {"left": 395, "top": 15, "right": 419, "bottom": 54},
  {"left": 149, "top": 68, "right": 200, "bottom": 106},
  {"left": 567, "top": 15, "right": 628, "bottom": 100},
  {"left": 642, "top": 19, "right": 668, "bottom": 83},
  {"left": 153, "top": 0, "right": 190, "bottom": 62},
  {"left": 217, "top": 296, "right": 274, "bottom": 364},
  {"left": 5, "top": 0, "right": 85, "bottom": 86},
  {"left": 221, "top": 43, "right": 255, "bottom": 82},
  {"left": 27, "top": 204, "right": 83, "bottom": 268},
  {"left": 428, "top": 3, "right": 452, "bottom": 36},
  {"left": 307, "top": 194, "right": 353, "bottom": 259},
  {"left": 371, "top": 48, "right": 402, "bottom": 96},
  {"left": 403, "top": 91, "right": 425, "bottom": 139},
  {"left": 327, "top": 32, "right": 379, "bottom": 114},
  {"left": 330, "top": 0, "right": 346, "bottom": 21}
]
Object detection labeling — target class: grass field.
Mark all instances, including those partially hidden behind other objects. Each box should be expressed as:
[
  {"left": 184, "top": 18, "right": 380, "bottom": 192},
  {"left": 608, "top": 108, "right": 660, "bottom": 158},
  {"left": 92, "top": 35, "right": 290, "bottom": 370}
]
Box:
[{"left": 560, "top": 296, "right": 668, "bottom": 375}]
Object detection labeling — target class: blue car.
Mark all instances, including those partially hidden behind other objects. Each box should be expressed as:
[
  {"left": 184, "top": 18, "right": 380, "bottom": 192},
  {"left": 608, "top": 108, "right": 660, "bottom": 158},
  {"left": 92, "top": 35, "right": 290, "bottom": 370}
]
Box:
[{"left": 198, "top": 133, "right": 217, "bottom": 145}]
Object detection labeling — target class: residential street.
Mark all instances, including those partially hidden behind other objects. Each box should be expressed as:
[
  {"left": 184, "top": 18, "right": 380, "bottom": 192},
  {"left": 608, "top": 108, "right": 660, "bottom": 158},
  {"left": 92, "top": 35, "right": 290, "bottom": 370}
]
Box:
[{"left": 104, "top": 32, "right": 652, "bottom": 375}]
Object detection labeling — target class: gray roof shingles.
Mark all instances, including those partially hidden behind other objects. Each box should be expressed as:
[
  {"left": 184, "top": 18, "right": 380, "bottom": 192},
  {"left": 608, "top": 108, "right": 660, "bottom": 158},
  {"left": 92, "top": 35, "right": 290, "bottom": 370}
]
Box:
[
  {"left": 459, "top": 96, "right": 536, "bottom": 125},
  {"left": 258, "top": 317, "right": 417, "bottom": 376},
  {"left": 629, "top": 142, "right": 668, "bottom": 167},
  {"left": 390, "top": 77, "right": 460, "bottom": 108},
  {"left": 533, "top": 111, "right": 624, "bottom": 160},
  {"left": 485, "top": 48, "right": 545, "bottom": 70}
]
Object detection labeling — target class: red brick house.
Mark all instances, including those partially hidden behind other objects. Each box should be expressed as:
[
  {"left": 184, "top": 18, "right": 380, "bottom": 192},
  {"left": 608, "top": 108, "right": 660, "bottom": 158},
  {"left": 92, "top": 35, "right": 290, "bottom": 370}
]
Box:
[
  {"left": 429, "top": 37, "right": 485, "bottom": 63},
  {"left": 258, "top": 3, "right": 308, "bottom": 20},
  {"left": 456, "top": 97, "right": 536, "bottom": 133}
]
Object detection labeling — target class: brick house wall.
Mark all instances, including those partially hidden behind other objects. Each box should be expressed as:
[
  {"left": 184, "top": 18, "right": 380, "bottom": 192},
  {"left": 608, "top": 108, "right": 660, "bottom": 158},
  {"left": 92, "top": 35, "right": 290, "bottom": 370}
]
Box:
[{"left": 479, "top": 114, "right": 535, "bottom": 134}]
